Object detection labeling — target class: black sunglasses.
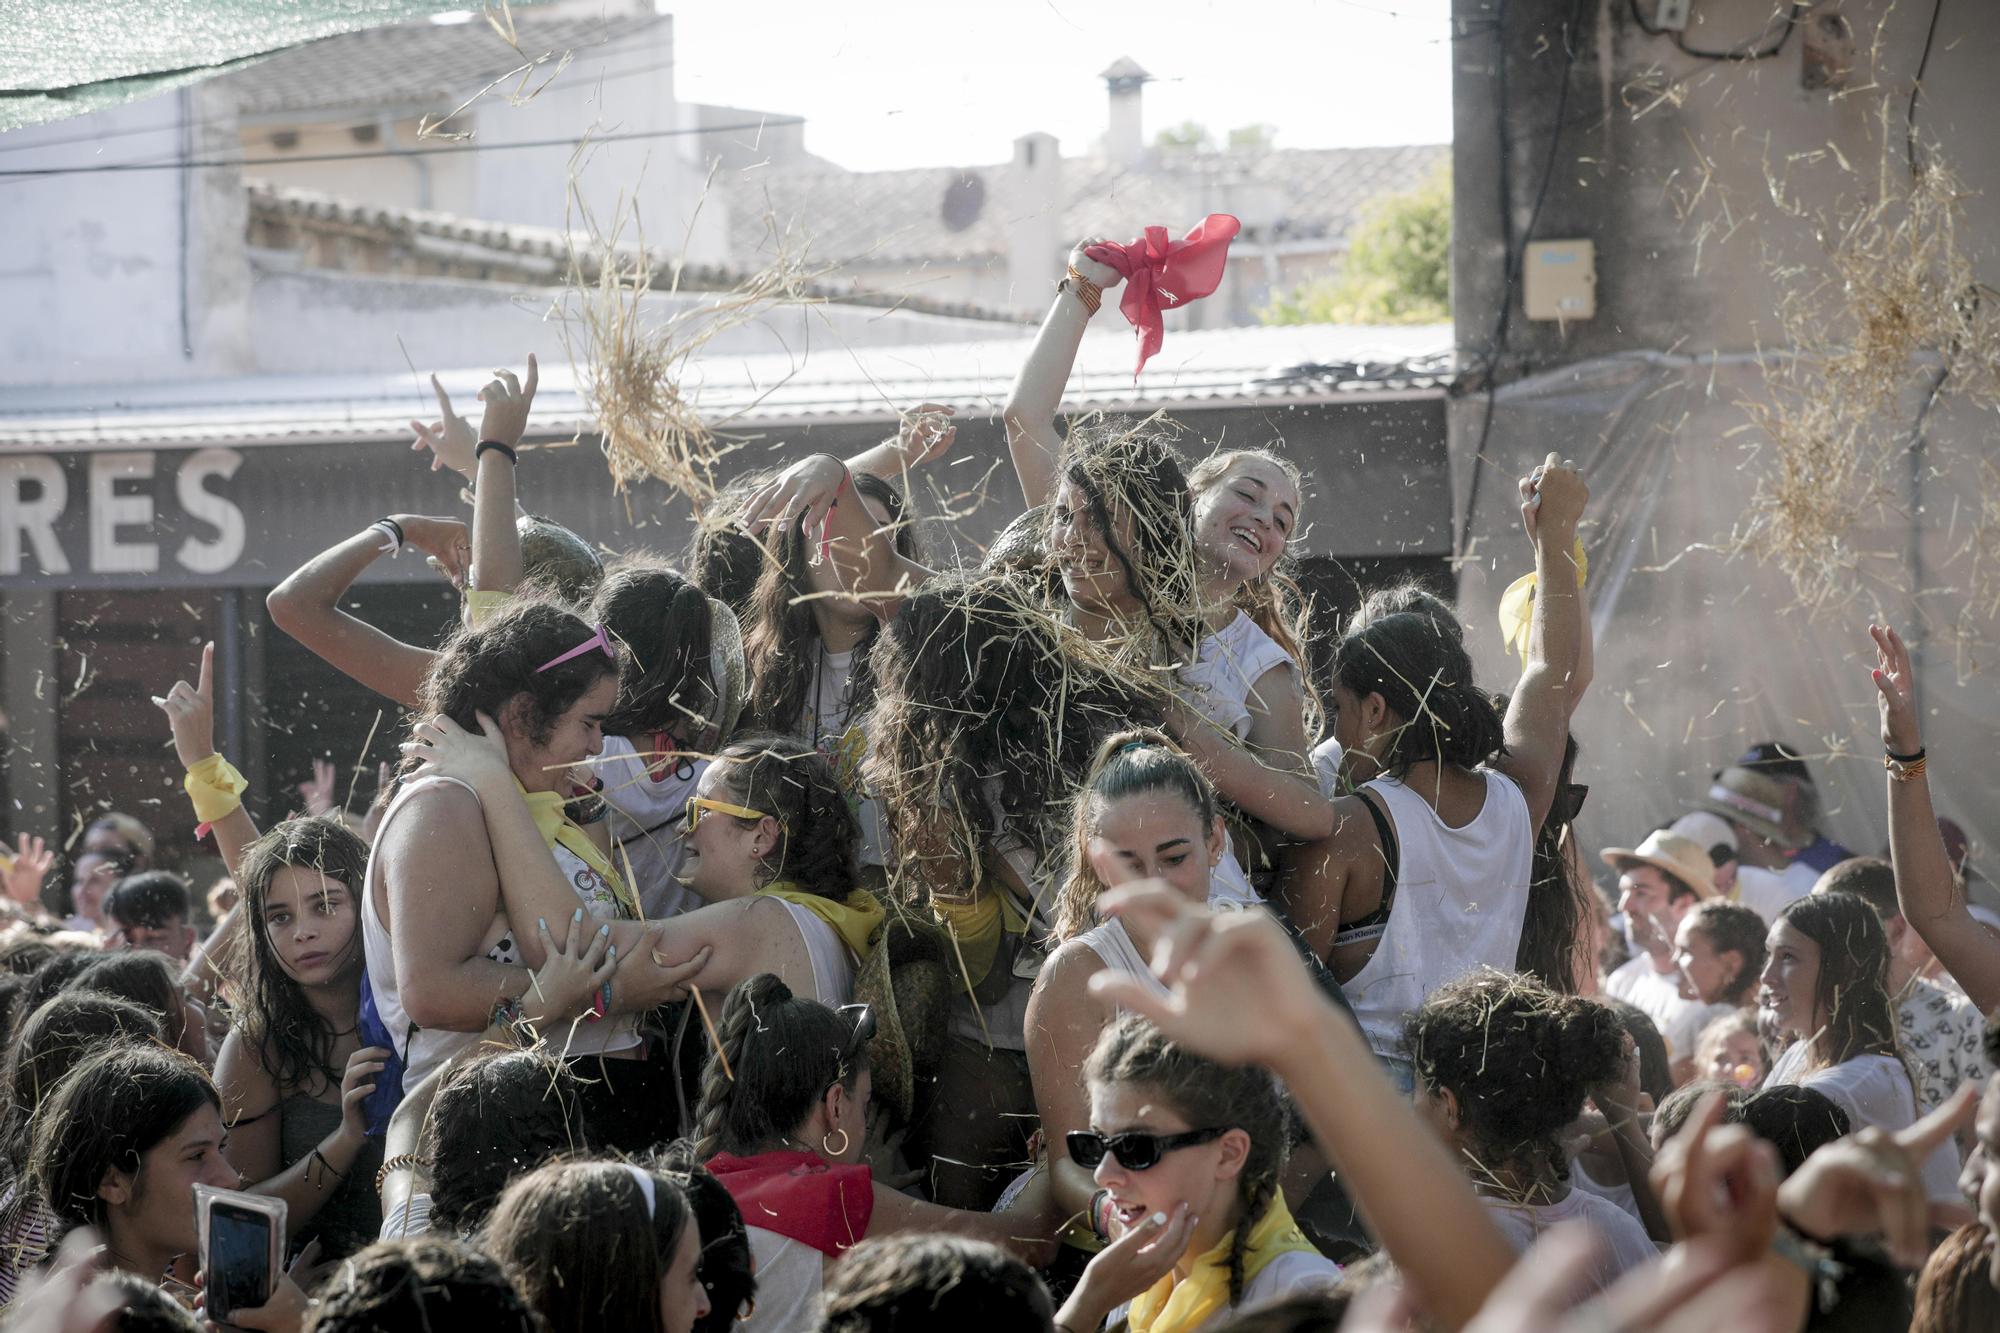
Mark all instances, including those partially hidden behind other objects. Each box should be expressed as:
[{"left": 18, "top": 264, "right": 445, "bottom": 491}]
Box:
[
  {"left": 1067, "top": 1126, "right": 1228, "bottom": 1172},
  {"left": 835, "top": 1003, "right": 877, "bottom": 1054},
  {"left": 1558, "top": 783, "right": 1589, "bottom": 823}
]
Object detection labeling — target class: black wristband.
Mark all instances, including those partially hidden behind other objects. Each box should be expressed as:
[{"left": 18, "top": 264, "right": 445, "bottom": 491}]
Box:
[
  {"left": 377, "top": 517, "right": 405, "bottom": 548},
  {"left": 1886, "top": 745, "right": 1926, "bottom": 763},
  {"left": 475, "top": 440, "right": 518, "bottom": 464}
]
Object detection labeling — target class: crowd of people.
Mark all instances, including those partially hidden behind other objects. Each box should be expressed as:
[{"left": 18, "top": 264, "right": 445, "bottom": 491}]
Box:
[{"left": 0, "top": 242, "right": 1997, "bottom": 1332}]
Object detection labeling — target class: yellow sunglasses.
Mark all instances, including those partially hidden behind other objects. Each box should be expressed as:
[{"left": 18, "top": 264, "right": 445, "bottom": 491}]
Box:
[{"left": 684, "top": 796, "right": 770, "bottom": 835}]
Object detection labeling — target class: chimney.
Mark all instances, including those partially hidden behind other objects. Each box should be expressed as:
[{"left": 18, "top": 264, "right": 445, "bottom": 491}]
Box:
[
  {"left": 1006, "top": 131, "right": 1063, "bottom": 314},
  {"left": 1101, "top": 56, "right": 1151, "bottom": 169}
]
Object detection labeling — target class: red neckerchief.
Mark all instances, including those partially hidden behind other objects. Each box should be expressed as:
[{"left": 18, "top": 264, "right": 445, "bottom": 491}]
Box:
[
  {"left": 647, "top": 730, "right": 676, "bottom": 783},
  {"left": 1085, "top": 214, "right": 1241, "bottom": 378},
  {"left": 706, "top": 1150, "right": 874, "bottom": 1256}
]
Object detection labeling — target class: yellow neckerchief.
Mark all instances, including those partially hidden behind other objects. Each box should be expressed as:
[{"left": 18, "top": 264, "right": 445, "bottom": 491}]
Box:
[
  {"left": 519, "top": 782, "right": 638, "bottom": 917},
  {"left": 1127, "top": 1193, "right": 1319, "bottom": 1333},
  {"left": 931, "top": 888, "right": 1033, "bottom": 989},
  {"left": 758, "top": 881, "right": 884, "bottom": 959},
  {"left": 1497, "top": 537, "right": 1588, "bottom": 669}
]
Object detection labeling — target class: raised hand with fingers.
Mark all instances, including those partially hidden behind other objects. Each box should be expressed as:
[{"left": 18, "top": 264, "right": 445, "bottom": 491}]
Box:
[
  {"left": 477, "top": 354, "right": 539, "bottom": 450},
  {"left": 1870, "top": 622, "right": 1922, "bottom": 756},
  {"left": 411, "top": 373, "right": 478, "bottom": 478},
  {"left": 739, "top": 452, "right": 850, "bottom": 540},
  {"left": 1, "top": 834, "right": 54, "bottom": 909},
  {"left": 1649, "top": 1091, "right": 1781, "bottom": 1260},
  {"left": 517, "top": 909, "right": 622, "bottom": 1030},
  {"left": 894, "top": 402, "right": 958, "bottom": 467},
  {"left": 298, "top": 757, "right": 337, "bottom": 818},
  {"left": 153, "top": 641, "right": 217, "bottom": 769},
  {"left": 401, "top": 711, "right": 514, "bottom": 799}
]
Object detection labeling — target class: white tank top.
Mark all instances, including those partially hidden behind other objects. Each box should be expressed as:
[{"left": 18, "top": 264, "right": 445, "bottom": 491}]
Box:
[
  {"left": 362, "top": 777, "right": 640, "bottom": 1089},
  {"left": 771, "top": 897, "right": 856, "bottom": 1007},
  {"left": 1177, "top": 611, "right": 1297, "bottom": 741},
  {"left": 1076, "top": 919, "right": 1169, "bottom": 1011},
  {"left": 739, "top": 1227, "right": 822, "bottom": 1333},
  {"left": 1343, "top": 770, "right": 1535, "bottom": 1060}
]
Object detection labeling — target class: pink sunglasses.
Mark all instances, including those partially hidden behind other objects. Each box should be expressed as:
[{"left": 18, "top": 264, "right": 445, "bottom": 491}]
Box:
[{"left": 536, "top": 623, "right": 616, "bottom": 674}]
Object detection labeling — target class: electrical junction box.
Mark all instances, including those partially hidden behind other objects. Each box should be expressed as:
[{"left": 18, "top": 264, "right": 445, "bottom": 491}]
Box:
[
  {"left": 1655, "top": 0, "right": 1692, "bottom": 30},
  {"left": 1524, "top": 239, "right": 1596, "bottom": 320}
]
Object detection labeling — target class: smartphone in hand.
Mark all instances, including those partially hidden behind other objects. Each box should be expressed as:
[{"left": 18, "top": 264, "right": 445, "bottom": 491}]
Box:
[{"left": 196, "top": 1185, "right": 285, "bottom": 1325}]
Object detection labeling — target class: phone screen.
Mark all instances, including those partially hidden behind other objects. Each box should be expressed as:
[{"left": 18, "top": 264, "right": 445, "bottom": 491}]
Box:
[{"left": 207, "top": 1200, "right": 273, "bottom": 1319}]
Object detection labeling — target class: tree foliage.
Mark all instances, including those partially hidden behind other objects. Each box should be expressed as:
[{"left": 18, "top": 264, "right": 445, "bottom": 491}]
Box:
[{"left": 1262, "top": 163, "right": 1451, "bottom": 325}]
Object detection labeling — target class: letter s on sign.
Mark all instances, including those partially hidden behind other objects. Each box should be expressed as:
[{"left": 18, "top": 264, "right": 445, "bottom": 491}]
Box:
[{"left": 176, "top": 448, "right": 246, "bottom": 575}]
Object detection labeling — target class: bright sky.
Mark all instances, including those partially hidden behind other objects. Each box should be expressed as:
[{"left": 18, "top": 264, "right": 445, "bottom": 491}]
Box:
[{"left": 666, "top": 0, "right": 1455, "bottom": 172}]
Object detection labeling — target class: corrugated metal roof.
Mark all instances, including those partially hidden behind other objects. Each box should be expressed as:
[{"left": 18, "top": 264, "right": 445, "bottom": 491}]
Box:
[{"left": 0, "top": 323, "right": 1453, "bottom": 451}]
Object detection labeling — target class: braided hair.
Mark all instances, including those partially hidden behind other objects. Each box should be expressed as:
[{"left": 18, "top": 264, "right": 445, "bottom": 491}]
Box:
[
  {"left": 693, "top": 974, "right": 868, "bottom": 1160},
  {"left": 1085, "top": 1014, "right": 1288, "bottom": 1308},
  {"left": 710, "top": 733, "right": 861, "bottom": 898}
]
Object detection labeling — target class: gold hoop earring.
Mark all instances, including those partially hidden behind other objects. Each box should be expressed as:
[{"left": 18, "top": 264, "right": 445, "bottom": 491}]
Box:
[{"left": 821, "top": 1127, "right": 850, "bottom": 1158}]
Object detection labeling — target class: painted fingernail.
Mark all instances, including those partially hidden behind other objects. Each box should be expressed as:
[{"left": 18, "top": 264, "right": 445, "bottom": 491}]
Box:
[
  {"left": 537, "top": 918, "right": 548, "bottom": 932},
  {"left": 608, "top": 945, "right": 617, "bottom": 963},
  {"left": 598, "top": 923, "right": 610, "bottom": 938},
  {"left": 1149, "top": 1211, "right": 1167, "bottom": 1226},
  {"left": 572, "top": 908, "right": 584, "bottom": 923}
]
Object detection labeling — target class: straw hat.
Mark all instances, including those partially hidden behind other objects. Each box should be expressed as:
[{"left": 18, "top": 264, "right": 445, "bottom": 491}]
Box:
[
  {"left": 1601, "top": 830, "right": 1719, "bottom": 900},
  {"left": 1697, "top": 766, "right": 1803, "bottom": 850}
]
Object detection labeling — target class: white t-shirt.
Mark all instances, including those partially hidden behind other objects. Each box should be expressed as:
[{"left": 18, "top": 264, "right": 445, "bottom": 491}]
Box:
[
  {"left": 596, "top": 733, "right": 704, "bottom": 920},
  {"left": 1603, "top": 954, "right": 1733, "bottom": 1066},
  {"left": 799, "top": 648, "right": 889, "bottom": 869},
  {"left": 739, "top": 1227, "right": 821, "bottom": 1333},
  {"left": 1570, "top": 1157, "right": 1644, "bottom": 1230},
  {"left": 1311, "top": 737, "right": 1343, "bottom": 798},
  {"left": 1177, "top": 611, "right": 1297, "bottom": 742},
  {"left": 1765, "top": 1042, "right": 1961, "bottom": 1203},
  {"left": 1484, "top": 1188, "right": 1659, "bottom": 1291},
  {"left": 1733, "top": 861, "right": 1818, "bottom": 922}
]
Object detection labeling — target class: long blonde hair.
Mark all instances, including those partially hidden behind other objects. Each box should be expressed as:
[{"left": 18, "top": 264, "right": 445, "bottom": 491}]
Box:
[{"left": 1053, "top": 728, "right": 1219, "bottom": 942}]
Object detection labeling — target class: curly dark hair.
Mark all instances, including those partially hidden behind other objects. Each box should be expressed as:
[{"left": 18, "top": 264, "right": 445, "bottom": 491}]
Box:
[
  {"left": 1406, "top": 970, "right": 1623, "bottom": 1186},
  {"left": 817, "top": 1234, "right": 1053, "bottom": 1332},
  {"left": 230, "top": 816, "right": 370, "bottom": 1096},
  {"left": 412, "top": 598, "right": 620, "bottom": 763},
  {"left": 693, "top": 973, "right": 869, "bottom": 1160},
  {"left": 591, "top": 556, "right": 722, "bottom": 744},
  {"left": 743, "top": 470, "right": 918, "bottom": 739},
  {"left": 1086, "top": 1014, "right": 1289, "bottom": 1311},
  {"left": 485, "top": 1158, "right": 696, "bottom": 1333},
  {"left": 1332, "top": 588, "right": 1505, "bottom": 779},
  {"left": 306, "top": 1236, "right": 541, "bottom": 1333},
  {"left": 65, "top": 951, "right": 187, "bottom": 1046},
  {"left": 864, "top": 572, "right": 1163, "bottom": 905},
  {"left": 421, "top": 1047, "right": 587, "bottom": 1236},
  {"left": 711, "top": 733, "right": 861, "bottom": 898}
]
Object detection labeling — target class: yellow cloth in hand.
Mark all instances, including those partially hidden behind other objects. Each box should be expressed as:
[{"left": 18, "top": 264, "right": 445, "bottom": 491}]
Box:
[
  {"left": 184, "top": 754, "right": 248, "bottom": 825},
  {"left": 759, "top": 883, "right": 885, "bottom": 960},
  {"left": 1127, "top": 1193, "right": 1320, "bottom": 1333},
  {"left": 1498, "top": 536, "right": 1588, "bottom": 668},
  {"left": 520, "top": 782, "right": 638, "bottom": 917}
]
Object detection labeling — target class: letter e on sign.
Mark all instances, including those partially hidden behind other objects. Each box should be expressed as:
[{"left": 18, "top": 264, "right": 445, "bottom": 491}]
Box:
[{"left": 89, "top": 452, "right": 158, "bottom": 575}]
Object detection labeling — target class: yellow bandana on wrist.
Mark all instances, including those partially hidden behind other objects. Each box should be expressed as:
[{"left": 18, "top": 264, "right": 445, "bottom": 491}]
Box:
[
  {"left": 1127, "top": 1194, "right": 1319, "bottom": 1333},
  {"left": 520, "top": 782, "right": 638, "bottom": 917},
  {"left": 184, "top": 753, "right": 248, "bottom": 827},
  {"left": 1498, "top": 536, "right": 1588, "bottom": 669},
  {"left": 759, "top": 882, "right": 885, "bottom": 960}
]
